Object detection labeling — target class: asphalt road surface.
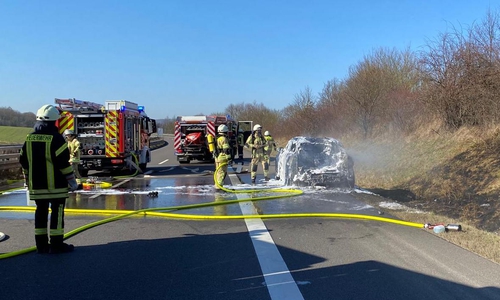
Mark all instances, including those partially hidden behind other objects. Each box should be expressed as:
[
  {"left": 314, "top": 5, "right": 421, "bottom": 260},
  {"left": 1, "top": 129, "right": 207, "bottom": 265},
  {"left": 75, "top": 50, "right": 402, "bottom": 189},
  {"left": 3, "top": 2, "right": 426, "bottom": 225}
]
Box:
[{"left": 1, "top": 136, "right": 499, "bottom": 300}]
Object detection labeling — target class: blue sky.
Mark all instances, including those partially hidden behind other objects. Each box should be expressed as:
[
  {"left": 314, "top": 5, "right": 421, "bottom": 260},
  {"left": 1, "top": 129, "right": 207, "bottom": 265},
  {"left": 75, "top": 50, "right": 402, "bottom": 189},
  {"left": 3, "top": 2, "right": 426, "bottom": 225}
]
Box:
[{"left": 0, "top": 1, "right": 497, "bottom": 120}]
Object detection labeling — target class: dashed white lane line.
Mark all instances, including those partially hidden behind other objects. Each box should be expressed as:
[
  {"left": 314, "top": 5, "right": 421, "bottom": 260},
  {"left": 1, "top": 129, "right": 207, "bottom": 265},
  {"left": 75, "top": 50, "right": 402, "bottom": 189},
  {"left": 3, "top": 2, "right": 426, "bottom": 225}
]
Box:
[
  {"left": 158, "top": 159, "right": 169, "bottom": 165},
  {"left": 228, "top": 172, "right": 304, "bottom": 300}
]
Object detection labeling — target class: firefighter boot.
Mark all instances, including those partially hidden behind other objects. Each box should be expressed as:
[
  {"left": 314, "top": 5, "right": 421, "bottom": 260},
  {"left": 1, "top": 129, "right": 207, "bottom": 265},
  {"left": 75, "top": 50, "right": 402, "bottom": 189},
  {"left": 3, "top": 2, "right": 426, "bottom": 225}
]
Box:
[
  {"left": 35, "top": 234, "right": 50, "bottom": 254},
  {"left": 49, "top": 235, "right": 74, "bottom": 254},
  {"left": 251, "top": 177, "right": 256, "bottom": 184}
]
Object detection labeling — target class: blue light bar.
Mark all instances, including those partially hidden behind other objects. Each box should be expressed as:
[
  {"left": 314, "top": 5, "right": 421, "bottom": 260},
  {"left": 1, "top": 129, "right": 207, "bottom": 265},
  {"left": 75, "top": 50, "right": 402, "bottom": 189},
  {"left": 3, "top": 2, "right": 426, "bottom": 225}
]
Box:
[
  {"left": 138, "top": 106, "right": 144, "bottom": 112},
  {"left": 120, "top": 105, "right": 126, "bottom": 111}
]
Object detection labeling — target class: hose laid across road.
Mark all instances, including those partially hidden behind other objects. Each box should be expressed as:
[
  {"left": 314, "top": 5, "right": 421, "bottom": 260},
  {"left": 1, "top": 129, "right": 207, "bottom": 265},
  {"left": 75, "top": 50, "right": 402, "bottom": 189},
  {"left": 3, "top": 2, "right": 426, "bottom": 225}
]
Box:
[{"left": 0, "top": 162, "right": 428, "bottom": 259}]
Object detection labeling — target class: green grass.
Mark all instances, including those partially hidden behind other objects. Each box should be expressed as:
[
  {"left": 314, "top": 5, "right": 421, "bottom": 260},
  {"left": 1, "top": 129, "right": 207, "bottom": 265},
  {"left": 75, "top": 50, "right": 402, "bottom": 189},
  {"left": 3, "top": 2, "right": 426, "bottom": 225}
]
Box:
[{"left": 0, "top": 126, "right": 32, "bottom": 144}]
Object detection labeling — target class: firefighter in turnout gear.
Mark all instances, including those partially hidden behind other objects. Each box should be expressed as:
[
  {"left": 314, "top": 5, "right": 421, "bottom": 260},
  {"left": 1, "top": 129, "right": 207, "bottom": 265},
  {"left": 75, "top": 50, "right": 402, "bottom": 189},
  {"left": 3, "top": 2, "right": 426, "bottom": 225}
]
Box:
[
  {"left": 64, "top": 129, "right": 82, "bottom": 183},
  {"left": 215, "top": 124, "right": 231, "bottom": 190},
  {"left": 20, "top": 105, "right": 79, "bottom": 254},
  {"left": 237, "top": 128, "right": 245, "bottom": 160},
  {"left": 264, "top": 130, "right": 277, "bottom": 167},
  {"left": 245, "top": 124, "right": 269, "bottom": 183}
]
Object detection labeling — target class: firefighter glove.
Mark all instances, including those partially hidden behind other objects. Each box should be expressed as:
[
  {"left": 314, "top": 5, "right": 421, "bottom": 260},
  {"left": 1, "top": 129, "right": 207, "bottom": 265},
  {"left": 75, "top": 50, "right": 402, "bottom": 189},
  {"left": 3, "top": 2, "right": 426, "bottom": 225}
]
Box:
[{"left": 66, "top": 174, "right": 79, "bottom": 191}]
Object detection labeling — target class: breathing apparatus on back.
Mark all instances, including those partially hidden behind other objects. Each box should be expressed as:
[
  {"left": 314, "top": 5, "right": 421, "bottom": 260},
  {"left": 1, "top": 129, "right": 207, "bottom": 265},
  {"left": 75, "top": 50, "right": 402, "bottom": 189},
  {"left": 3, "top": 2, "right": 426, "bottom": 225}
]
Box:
[{"left": 207, "top": 133, "right": 216, "bottom": 155}]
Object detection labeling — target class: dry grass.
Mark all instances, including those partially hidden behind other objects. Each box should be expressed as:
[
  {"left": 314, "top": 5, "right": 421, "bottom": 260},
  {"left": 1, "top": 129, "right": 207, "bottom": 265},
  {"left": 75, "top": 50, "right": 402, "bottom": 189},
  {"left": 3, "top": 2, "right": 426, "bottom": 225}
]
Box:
[
  {"left": 389, "top": 210, "right": 500, "bottom": 264},
  {"left": 343, "top": 119, "right": 500, "bottom": 264}
]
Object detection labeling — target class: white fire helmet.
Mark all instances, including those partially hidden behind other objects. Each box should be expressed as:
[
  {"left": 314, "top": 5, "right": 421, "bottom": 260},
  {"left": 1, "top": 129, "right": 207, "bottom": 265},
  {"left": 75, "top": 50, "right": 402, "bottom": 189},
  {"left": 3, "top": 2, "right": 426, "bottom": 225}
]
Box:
[
  {"left": 218, "top": 124, "right": 229, "bottom": 133},
  {"left": 253, "top": 124, "right": 262, "bottom": 131},
  {"left": 64, "top": 129, "right": 75, "bottom": 136},
  {"left": 264, "top": 131, "right": 270, "bottom": 136},
  {"left": 36, "top": 105, "right": 60, "bottom": 121}
]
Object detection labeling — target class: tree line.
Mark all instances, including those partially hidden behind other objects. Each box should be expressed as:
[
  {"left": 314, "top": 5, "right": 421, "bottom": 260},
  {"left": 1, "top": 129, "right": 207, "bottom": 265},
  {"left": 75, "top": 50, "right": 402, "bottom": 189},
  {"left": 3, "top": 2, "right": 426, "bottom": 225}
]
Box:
[{"left": 0, "top": 107, "right": 36, "bottom": 127}]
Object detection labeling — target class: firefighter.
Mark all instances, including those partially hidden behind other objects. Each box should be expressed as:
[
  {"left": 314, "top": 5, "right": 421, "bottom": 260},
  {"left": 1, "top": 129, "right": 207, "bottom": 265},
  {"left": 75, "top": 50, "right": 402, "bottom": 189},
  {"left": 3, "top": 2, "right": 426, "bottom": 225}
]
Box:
[
  {"left": 245, "top": 124, "right": 269, "bottom": 183},
  {"left": 19, "top": 104, "right": 79, "bottom": 254},
  {"left": 264, "top": 130, "right": 277, "bottom": 167},
  {"left": 64, "top": 129, "right": 82, "bottom": 183},
  {"left": 215, "top": 124, "right": 231, "bottom": 190},
  {"left": 237, "top": 128, "right": 245, "bottom": 160}
]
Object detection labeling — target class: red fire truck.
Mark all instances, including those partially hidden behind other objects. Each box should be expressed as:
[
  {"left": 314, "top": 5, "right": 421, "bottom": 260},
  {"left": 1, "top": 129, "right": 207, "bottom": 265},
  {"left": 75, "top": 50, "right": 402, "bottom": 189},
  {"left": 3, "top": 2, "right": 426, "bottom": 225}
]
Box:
[
  {"left": 55, "top": 98, "right": 157, "bottom": 176},
  {"left": 173, "top": 115, "right": 252, "bottom": 164}
]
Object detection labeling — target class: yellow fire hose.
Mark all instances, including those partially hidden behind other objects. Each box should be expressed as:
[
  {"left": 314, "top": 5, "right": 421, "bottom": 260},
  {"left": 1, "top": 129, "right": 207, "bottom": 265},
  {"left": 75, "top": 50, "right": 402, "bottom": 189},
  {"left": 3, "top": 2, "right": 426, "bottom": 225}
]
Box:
[{"left": 0, "top": 161, "right": 446, "bottom": 259}]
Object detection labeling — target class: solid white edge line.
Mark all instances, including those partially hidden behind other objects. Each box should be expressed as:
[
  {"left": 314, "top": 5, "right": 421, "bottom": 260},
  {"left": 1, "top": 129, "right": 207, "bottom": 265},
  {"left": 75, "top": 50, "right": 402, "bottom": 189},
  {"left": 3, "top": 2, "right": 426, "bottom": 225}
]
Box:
[{"left": 228, "top": 171, "right": 304, "bottom": 300}]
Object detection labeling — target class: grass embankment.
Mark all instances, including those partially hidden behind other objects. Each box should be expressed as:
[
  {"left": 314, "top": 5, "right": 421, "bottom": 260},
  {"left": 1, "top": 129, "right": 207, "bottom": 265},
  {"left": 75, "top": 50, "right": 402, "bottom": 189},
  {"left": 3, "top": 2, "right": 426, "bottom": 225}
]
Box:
[
  {"left": 344, "top": 121, "right": 500, "bottom": 264},
  {"left": 0, "top": 126, "right": 32, "bottom": 144}
]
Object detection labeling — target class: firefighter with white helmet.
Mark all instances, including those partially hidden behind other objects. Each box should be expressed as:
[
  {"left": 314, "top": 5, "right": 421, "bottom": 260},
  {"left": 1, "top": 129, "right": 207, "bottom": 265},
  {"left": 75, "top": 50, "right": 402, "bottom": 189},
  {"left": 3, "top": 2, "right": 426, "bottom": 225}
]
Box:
[
  {"left": 245, "top": 124, "right": 269, "bottom": 183},
  {"left": 263, "top": 130, "right": 277, "bottom": 167},
  {"left": 20, "top": 104, "right": 77, "bottom": 254},
  {"left": 214, "top": 124, "right": 231, "bottom": 190},
  {"left": 63, "top": 129, "right": 82, "bottom": 183}
]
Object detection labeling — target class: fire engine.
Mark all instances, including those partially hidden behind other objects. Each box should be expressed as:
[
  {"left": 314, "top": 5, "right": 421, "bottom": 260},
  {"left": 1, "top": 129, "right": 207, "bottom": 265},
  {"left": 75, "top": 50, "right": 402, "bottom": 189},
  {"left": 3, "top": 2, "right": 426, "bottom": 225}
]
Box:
[
  {"left": 173, "top": 115, "right": 252, "bottom": 164},
  {"left": 55, "top": 98, "right": 157, "bottom": 176}
]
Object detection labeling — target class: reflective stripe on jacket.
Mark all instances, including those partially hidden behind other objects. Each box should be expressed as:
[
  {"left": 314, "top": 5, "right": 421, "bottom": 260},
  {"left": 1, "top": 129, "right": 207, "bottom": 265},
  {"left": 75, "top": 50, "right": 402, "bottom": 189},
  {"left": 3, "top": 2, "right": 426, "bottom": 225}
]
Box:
[
  {"left": 245, "top": 133, "right": 267, "bottom": 157},
  {"left": 264, "top": 135, "right": 276, "bottom": 153},
  {"left": 20, "top": 130, "right": 73, "bottom": 200},
  {"left": 216, "top": 135, "right": 230, "bottom": 162}
]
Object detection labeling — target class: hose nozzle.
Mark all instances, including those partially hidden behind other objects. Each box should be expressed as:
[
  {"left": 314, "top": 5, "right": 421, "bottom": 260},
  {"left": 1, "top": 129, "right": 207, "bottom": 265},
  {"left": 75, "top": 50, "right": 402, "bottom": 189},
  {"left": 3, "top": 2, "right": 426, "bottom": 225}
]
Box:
[{"left": 445, "top": 224, "right": 462, "bottom": 231}]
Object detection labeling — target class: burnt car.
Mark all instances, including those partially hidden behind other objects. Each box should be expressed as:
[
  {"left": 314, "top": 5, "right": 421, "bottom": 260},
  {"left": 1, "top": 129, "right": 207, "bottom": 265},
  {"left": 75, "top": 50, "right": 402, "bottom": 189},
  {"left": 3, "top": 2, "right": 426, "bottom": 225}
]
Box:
[{"left": 275, "top": 136, "right": 355, "bottom": 188}]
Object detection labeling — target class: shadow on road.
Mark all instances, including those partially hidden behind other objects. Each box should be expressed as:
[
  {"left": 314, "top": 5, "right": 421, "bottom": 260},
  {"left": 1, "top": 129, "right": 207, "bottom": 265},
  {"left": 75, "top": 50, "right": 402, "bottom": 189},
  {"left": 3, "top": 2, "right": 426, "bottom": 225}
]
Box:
[{"left": 2, "top": 229, "right": 498, "bottom": 300}]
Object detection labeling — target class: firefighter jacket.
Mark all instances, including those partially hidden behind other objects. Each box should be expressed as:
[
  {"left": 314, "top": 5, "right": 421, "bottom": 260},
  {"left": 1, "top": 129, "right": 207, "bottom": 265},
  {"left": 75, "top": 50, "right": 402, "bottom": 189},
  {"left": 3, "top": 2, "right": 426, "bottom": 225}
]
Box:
[
  {"left": 264, "top": 135, "right": 277, "bottom": 154},
  {"left": 68, "top": 138, "right": 81, "bottom": 163},
  {"left": 216, "top": 134, "right": 230, "bottom": 163},
  {"left": 245, "top": 132, "right": 267, "bottom": 158},
  {"left": 20, "top": 121, "right": 74, "bottom": 200},
  {"left": 237, "top": 133, "right": 245, "bottom": 147}
]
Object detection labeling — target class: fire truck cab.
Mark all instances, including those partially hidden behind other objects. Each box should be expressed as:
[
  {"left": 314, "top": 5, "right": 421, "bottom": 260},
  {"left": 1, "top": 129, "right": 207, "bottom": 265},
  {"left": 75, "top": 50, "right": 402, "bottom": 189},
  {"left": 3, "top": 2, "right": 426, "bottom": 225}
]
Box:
[
  {"left": 55, "top": 98, "right": 157, "bottom": 176},
  {"left": 174, "top": 115, "right": 251, "bottom": 164}
]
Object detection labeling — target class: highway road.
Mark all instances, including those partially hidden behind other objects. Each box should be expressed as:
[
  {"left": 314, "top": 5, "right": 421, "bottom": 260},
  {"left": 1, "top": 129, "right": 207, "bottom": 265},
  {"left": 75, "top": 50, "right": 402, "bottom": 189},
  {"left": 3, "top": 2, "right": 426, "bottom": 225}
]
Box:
[{"left": 1, "top": 136, "right": 499, "bottom": 300}]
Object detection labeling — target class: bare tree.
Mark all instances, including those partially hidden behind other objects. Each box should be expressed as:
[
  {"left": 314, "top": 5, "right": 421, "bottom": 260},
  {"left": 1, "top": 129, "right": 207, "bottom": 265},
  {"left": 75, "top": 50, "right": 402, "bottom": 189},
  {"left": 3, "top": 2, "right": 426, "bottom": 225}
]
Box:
[
  {"left": 420, "top": 10, "right": 500, "bottom": 129},
  {"left": 344, "top": 59, "right": 390, "bottom": 137},
  {"left": 281, "top": 86, "right": 318, "bottom": 137}
]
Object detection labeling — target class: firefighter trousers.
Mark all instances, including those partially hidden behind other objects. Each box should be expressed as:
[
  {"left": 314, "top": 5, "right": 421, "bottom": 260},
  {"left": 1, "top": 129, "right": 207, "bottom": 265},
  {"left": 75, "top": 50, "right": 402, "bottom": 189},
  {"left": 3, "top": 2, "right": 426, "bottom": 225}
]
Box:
[
  {"left": 215, "top": 157, "right": 228, "bottom": 189},
  {"left": 250, "top": 155, "right": 269, "bottom": 180},
  {"left": 34, "top": 198, "right": 67, "bottom": 249}
]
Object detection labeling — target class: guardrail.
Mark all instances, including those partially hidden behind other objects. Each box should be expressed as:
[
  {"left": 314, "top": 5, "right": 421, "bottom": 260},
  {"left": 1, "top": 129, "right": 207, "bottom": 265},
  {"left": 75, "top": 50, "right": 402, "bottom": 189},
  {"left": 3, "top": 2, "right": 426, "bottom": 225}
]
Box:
[{"left": 0, "top": 145, "right": 22, "bottom": 171}]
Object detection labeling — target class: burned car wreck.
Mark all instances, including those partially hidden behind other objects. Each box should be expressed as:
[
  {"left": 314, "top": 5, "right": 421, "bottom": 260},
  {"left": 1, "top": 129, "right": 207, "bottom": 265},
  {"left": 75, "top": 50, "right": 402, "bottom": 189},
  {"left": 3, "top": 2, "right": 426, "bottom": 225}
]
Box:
[{"left": 276, "top": 136, "right": 355, "bottom": 189}]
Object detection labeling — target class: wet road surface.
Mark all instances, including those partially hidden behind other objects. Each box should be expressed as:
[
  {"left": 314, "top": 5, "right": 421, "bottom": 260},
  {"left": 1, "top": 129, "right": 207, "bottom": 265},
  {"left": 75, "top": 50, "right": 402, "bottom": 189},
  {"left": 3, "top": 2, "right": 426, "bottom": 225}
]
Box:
[{"left": 1, "top": 154, "right": 500, "bottom": 299}]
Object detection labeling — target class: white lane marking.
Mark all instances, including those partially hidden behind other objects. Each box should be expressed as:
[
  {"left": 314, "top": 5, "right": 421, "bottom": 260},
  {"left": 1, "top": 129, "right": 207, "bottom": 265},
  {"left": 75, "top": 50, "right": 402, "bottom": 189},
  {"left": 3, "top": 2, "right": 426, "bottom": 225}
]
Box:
[
  {"left": 228, "top": 171, "right": 304, "bottom": 300},
  {"left": 89, "top": 179, "right": 131, "bottom": 199},
  {"left": 158, "top": 159, "right": 169, "bottom": 165}
]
